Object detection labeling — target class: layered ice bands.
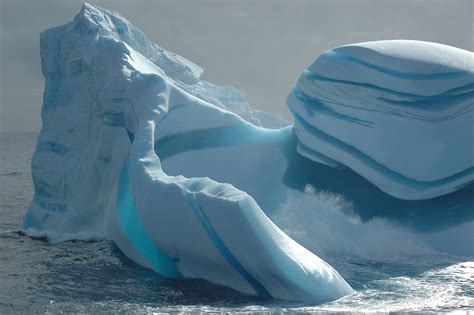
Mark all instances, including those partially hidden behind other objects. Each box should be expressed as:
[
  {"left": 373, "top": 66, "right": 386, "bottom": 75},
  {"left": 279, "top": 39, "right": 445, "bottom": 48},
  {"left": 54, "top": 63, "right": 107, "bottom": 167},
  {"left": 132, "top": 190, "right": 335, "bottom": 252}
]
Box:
[
  {"left": 21, "top": 2, "right": 472, "bottom": 305},
  {"left": 22, "top": 3, "right": 351, "bottom": 303},
  {"left": 287, "top": 40, "right": 474, "bottom": 200},
  {"left": 119, "top": 72, "right": 352, "bottom": 302},
  {"left": 23, "top": 2, "right": 288, "bottom": 240}
]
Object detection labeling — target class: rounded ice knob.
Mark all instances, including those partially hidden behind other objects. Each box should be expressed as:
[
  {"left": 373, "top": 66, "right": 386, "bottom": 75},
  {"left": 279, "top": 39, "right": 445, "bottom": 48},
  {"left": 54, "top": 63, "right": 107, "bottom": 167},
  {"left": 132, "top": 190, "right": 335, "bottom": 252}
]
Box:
[{"left": 287, "top": 40, "right": 474, "bottom": 200}]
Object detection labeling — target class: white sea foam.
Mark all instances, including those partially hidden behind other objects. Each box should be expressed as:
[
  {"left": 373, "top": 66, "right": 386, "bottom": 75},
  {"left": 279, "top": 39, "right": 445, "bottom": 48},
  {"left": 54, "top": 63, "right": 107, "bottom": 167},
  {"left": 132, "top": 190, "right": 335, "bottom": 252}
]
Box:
[{"left": 271, "top": 186, "right": 472, "bottom": 262}]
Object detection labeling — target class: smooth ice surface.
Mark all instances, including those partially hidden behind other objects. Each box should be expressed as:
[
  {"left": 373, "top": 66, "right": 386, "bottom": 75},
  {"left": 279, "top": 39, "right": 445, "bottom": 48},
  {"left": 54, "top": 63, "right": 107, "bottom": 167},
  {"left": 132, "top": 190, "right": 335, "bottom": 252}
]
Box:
[
  {"left": 287, "top": 40, "right": 474, "bottom": 200},
  {"left": 4, "top": 135, "right": 473, "bottom": 313},
  {"left": 21, "top": 3, "right": 473, "bottom": 306},
  {"left": 23, "top": 2, "right": 288, "bottom": 240},
  {"left": 21, "top": 3, "right": 351, "bottom": 303}
]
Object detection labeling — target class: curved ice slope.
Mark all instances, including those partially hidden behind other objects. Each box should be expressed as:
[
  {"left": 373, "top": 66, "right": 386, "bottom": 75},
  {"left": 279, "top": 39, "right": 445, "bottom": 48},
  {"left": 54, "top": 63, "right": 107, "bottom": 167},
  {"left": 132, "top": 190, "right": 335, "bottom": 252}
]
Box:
[
  {"left": 120, "top": 71, "right": 352, "bottom": 301},
  {"left": 287, "top": 40, "right": 474, "bottom": 200},
  {"left": 23, "top": 3, "right": 287, "bottom": 240},
  {"left": 22, "top": 3, "right": 351, "bottom": 303},
  {"left": 21, "top": 3, "right": 473, "bottom": 305}
]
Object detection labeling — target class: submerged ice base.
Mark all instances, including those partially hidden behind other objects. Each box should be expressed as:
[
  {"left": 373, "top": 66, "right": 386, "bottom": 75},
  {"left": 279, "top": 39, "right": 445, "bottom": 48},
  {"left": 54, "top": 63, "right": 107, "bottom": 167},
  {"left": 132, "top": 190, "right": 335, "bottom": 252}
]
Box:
[{"left": 22, "top": 3, "right": 473, "bottom": 304}]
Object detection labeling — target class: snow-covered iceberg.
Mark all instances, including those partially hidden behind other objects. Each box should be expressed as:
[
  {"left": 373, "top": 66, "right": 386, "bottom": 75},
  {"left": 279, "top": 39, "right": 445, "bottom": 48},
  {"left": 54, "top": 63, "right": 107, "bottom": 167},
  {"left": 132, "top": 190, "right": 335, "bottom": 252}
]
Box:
[{"left": 287, "top": 40, "right": 474, "bottom": 200}]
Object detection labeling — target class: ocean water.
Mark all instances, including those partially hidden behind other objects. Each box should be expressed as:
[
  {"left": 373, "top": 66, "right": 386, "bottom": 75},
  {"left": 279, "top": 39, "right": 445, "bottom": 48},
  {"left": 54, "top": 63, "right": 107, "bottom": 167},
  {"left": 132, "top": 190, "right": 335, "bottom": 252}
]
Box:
[{"left": 1, "top": 134, "right": 473, "bottom": 313}]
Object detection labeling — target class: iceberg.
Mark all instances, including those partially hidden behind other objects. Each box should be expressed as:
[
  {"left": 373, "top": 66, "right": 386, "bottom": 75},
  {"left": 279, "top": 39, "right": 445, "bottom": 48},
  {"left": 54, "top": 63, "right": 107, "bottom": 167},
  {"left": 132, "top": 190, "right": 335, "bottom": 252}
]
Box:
[
  {"left": 21, "top": 3, "right": 473, "bottom": 304},
  {"left": 287, "top": 40, "right": 474, "bottom": 200},
  {"left": 22, "top": 3, "right": 351, "bottom": 303}
]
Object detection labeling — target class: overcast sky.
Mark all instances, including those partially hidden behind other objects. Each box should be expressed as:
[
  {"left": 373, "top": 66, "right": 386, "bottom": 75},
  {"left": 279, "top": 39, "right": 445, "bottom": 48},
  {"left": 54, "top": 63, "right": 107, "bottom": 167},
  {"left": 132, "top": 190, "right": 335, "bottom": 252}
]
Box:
[{"left": 0, "top": 0, "right": 472, "bottom": 134}]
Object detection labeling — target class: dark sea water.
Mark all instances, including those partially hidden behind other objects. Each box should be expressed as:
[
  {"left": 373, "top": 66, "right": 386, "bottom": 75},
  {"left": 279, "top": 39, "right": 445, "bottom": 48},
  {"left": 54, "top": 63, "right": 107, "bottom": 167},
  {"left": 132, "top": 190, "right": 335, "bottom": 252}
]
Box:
[{"left": 1, "top": 134, "right": 473, "bottom": 313}]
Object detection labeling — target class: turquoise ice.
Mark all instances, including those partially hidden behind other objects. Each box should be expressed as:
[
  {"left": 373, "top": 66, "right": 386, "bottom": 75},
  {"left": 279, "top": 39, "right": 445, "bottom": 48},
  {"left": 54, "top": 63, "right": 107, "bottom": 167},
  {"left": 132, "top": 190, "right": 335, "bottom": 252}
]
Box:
[{"left": 22, "top": 3, "right": 473, "bottom": 303}]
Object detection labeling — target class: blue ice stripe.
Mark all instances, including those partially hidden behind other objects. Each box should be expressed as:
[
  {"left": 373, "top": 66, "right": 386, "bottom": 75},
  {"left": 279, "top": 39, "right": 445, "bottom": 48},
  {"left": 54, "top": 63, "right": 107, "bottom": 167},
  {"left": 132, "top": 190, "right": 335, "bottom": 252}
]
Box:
[
  {"left": 302, "top": 70, "right": 474, "bottom": 113},
  {"left": 117, "top": 160, "right": 182, "bottom": 277},
  {"left": 303, "top": 70, "right": 474, "bottom": 101},
  {"left": 292, "top": 85, "right": 373, "bottom": 127},
  {"left": 292, "top": 111, "right": 474, "bottom": 188},
  {"left": 187, "top": 195, "right": 272, "bottom": 299},
  {"left": 326, "top": 50, "right": 469, "bottom": 80}
]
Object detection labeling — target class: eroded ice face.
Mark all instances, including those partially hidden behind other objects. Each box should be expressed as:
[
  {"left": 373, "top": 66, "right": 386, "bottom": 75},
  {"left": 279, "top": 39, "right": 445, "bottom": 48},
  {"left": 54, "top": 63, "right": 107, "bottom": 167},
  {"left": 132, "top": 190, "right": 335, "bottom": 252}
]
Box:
[
  {"left": 287, "top": 40, "right": 474, "bottom": 200},
  {"left": 22, "top": 3, "right": 473, "bottom": 304}
]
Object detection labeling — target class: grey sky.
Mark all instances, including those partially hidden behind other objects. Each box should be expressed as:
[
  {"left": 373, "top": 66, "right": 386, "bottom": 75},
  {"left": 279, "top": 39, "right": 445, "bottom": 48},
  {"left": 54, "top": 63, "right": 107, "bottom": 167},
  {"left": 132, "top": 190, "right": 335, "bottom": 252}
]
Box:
[{"left": 1, "top": 0, "right": 473, "bottom": 134}]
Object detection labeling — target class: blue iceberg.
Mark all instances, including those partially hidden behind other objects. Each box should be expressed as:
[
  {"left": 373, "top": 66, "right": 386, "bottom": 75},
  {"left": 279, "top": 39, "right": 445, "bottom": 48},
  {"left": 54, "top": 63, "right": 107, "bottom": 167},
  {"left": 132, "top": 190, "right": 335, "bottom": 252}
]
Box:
[
  {"left": 287, "top": 40, "right": 474, "bottom": 200},
  {"left": 22, "top": 3, "right": 473, "bottom": 304}
]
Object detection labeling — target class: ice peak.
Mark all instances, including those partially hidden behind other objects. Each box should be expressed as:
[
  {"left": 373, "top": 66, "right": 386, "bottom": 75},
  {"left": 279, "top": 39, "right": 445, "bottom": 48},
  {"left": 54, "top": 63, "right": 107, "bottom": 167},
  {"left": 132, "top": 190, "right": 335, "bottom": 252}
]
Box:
[
  {"left": 81, "top": 2, "right": 99, "bottom": 12},
  {"left": 79, "top": 2, "right": 124, "bottom": 22},
  {"left": 74, "top": 2, "right": 130, "bottom": 38},
  {"left": 68, "top": 3, "right": 204, "bottom": 84},
  {"left": 80, "top": 2, "right": 99, "bottom": 14}
]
